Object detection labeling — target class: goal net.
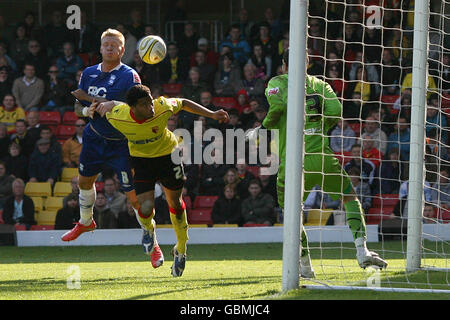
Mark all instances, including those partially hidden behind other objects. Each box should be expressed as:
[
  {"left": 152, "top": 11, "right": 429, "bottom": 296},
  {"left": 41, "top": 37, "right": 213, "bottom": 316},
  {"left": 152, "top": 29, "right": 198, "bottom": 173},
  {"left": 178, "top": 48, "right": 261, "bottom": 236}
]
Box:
[{"left": 291, "top": 0, "right": 450, "bottom": 292}]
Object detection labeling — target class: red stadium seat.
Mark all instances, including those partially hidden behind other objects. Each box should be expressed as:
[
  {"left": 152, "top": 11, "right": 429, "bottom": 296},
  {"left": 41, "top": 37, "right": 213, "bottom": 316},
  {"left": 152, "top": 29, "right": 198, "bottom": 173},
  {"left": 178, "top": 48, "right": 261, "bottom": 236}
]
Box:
[
  {"left": 367, "top": 207, "right": 395, "bottom": 225},
  {"left": 193, "top": 196, "right": 218, "bottom": 209},
  {"left": 62, "top": 111, "right": 79, "bottom": 125},
  {"left": 31, "top": 225, "right": 55, "bottom": 230},
  {"left": 39, "top": 111, "right": 61, "bottom": 125},
  {"left": 243, "top": 223, "right": 270, "bottom": 227},
  {"left": 348, "top": 122, "right": 361, "bottom": 136},
  {"left": 15, "top": 224, "right": 26, "bottom": 231},
  {"left": 162, "top": 83, "right": 183, "bottom": 96},
  {"left": 95, "top": 181, "right": 104, "bottom": 192},
  {"left": 372, "top": 194, "right": 399, "bottom": 207},
  {"left": 56, "top": 125, "right": 76, "bottom": 140},
  {"left": 437, "top": 209, "right": 450, "bottom": 223},
  {"left": 188, "top": 208, "right": 213, "bottom": 225},
  {"left": 0, "top": 209, "right": 3, "bottom": 224},
  {"left": 442, "top": 93, "right": 450, "bottom": 108},
  {"left": 212, "top": 97, "right": 238, "bottom": 110},
  {"left": 183, "top": 196, "right": 192, "bottom": 209},
  {"left": 381, "top": 94, "right": 400, "bottom": 106}
]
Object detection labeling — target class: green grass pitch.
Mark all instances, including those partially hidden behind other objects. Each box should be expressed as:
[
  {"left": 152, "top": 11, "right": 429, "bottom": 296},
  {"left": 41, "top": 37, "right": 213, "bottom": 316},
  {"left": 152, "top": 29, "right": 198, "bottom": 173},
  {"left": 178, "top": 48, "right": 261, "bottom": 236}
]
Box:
[{"left": 0, "top": 241, "right": 449, "bottom": 300}]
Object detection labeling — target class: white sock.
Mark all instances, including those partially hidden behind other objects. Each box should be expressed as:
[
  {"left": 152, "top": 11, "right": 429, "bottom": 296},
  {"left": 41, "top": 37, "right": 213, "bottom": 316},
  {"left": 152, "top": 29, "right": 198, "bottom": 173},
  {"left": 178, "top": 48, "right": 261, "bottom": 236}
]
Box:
[
  {"left": 79, "top": 187, "right": 96, "bottom": 226},
  {"left": 355, "top": 237, "right": 370, "bottom": 256}
]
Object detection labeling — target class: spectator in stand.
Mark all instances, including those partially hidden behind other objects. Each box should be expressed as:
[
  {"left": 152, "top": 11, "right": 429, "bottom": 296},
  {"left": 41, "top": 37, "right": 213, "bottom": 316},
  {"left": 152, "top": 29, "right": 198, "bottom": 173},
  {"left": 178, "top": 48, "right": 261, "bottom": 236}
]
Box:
[
  {"left": 159, "top": 42, "right": 189, "bottom": 84},
  {"left": 233, "top": 88, "right": 251, "bottom": 116},
  {"left": 41, "top": 65, "right": 72, "bottom": 116},
  {"left": 26, "top": 110, "right": 41, "bottom": 144},
  {"left": 192, "top": 50, "right": 216, "bottom": 87},
  {"left": 93, "top": 191, "right": 118, "bottom": 229},
  {"left": 233, "top": 63, "right": 265, "bottom": 99},
  {"left": 378, "top": 148, "right": 403, "bottom": 195},
  {"left": 325, "top": 64, "right": 346, "bottom": 98},
  {"left": 241, "top": 179, "right": 275, "bottom": 226},
  {"left": 362, "top": 115, "right": 388, "bottom": 155},
  {"left": 54, "top": 193, "right": 80, "bottom": 230},
  {"left": 62, "top": 175, "right": 79, "bottom": 207},
  {"left": 0, "top": 94, "right": 26, "bottom": 134},
  {"left": 235, "top": 7, "right": 256, "bottom": 41},
  {"left": 103, "top": 177, "right": 127, "bottom": 220},
  {"left": 199, "top": 90, "right": 222, "bottom": 130},
  {"left": 164, "top": 0, "right": 187, "bottom": 37},
  {"left": 9, "top": 24, "right": 28, "bottom": 73},
  {"left": 211, "top": 184, "right": 242, "bottom": 225},
  {"left": 213, "top": 52, "right": 241, "bottom": 97},
  {"left": 236, "top": 162, "right": 256, "bottom": 200},
  {"left": 130, "top": 51, "right": 160, "bottom": 87},
  {"left": 425, "top": 128, "right": 448, "bottom": 163},
  {"left": 39, "top": 125, "right": 62, "bottom": 157},
  {"left": 423, "top": 203, "right": 437, "bottom": 224},
  {"left": 306, "top": 47, "right": 324, "bottom": 77},
  {"left": 181, "top": 66, "right": 208, "bottom": 104},
  {"left": 251, "top": 22, "right": 277, "bottom": 62},
  {"left": 115, "top": 23, "right": 137, "bottom": 66},
  {"left": 55, "top": 42, "right": 84, "bottom": 86},
  {"left": 22, "top": 11, "right": 44, "bottom": 44},
  {"left": 73, "top": 11, "right": 99, "bottom": 59},
  {"left": 430, "top": 167, "right": 450, "bottom": 209},
  {"left": 2, "top": 178, "right": 36, "bottom": 229},
  {"left": 347, "top": 66, "right": 378, "bottom": 104},
  {"left": 361, "top": 134, "right": 382, "bottom": 168},
  {"left": 386, "top": 116, "right": 411, "bottom": 161},
  {"left": 23, "top": 39, "right": 50, "bottom": 79},
  {"left": 0, "top": 66, "right": 12, "bottom": 102},
  {"left": 401, "top": 68, "right": 437, "bottom": 99},
  {"left": 62, "top": 118, "right": 86, "bottom": 168},
  {"left": 28, "top": 138, "right": 61, "bottom": 186},
  {"left": 261, "top": 7, "right": 283, "bottom": 40},
  {"left": 199, "top": 159, "right": 230, "bottom": 196},
  {"left": 438, "top": 51, "right": 450, "bottom": 93},
  {"left": 363, "top": 26, "right": 382, "bottom": 63},
  {"left": 259, "top": 172, "right": 277, "bottom": 206},
  {"left": 247, "top": 43, "right": 272, "bottom": 82},
  {"left": 222, "top": 167, "right": 242, "bottom": 196},
  {"left": 0, "top": 161, "right": 14, "bottom": 209},
  {"left": 330, "top": 119, "right": 356, "bottom": 153},
  {"left": 0, "top": 123, "right": 9, "bottom": 156},
  {"left": 219, "top": 24, "right": 251, "bottom": 67},
  {"left": 344, "top": 144, "right": 376, "bottom": 187},
  {"left": 190, "top": 37, "right": 220, "bottom": 68},
  {"left": 223, "top": 108, "right": 242, "bottom": 130},
  {"left": 307, "top": 18, "right": 325, "bottom": 58},
  {"left": 176, "top": 22, "right": 199, "bottom": 60},
  {"left": 0, "top": 42, "right": 17, "bottom": 74},
  {"left": 12, "top": 63, "right": 44, "bottom": 111},
  {"left": 392, "top": 88, "right": 412, "bottom": 118},
  {"left": 44, "top": 10, "right": 75, "bottom": 59},
  {"left": 127, "top": 8, "right": 145, "bottom": 41},
  {"left": 10, "top": 119, "right": 35, "bottom": 158},
  {"left": 2, "top": 142, "right": 28, "bottom": 181},
  {"left": 303, "top": 185, "right": 341, "bottom": 216},
  {"left": 426, "top": 99, "right": 448, "bottom": 144},
  {"left": 379, "top": 48, "right": 401, "bottom": 95},
  {"left": 348, "top": 167, "right": 372, "bottom": 214},
  {"left": 347, "top": 51, "right": 380, "bottom": 91}
]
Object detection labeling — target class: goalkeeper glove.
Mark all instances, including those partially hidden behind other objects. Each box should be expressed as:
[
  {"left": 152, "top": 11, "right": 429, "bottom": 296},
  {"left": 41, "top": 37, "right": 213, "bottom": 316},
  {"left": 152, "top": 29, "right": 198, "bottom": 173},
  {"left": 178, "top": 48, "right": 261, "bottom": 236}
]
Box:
[{"left": 245, "top": 125, "right": 261, "bottom": 143}]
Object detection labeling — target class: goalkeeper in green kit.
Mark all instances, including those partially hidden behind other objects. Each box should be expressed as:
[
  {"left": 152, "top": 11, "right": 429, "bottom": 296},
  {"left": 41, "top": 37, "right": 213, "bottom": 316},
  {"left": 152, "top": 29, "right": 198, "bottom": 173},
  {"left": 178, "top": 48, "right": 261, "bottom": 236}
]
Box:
[{"left": 247, "top": 49, "right": 387, "bottom": 278}]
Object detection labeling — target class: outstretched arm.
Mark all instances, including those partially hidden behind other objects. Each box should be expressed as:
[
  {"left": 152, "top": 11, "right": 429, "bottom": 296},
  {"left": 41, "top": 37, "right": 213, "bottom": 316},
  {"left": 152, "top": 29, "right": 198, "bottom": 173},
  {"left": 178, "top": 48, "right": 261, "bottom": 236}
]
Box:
[
  {"left": 72, "top": 89, "right": 109, "bottom": 117},
  {"left": 180, "top": 99, "right": 229, "bottom": 123}
]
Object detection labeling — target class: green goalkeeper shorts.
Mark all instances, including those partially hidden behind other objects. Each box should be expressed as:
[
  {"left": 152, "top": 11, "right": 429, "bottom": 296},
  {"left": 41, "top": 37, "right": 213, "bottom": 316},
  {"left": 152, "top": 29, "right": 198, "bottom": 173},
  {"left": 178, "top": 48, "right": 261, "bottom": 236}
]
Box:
[{"left": 276, "top": 154, "right": 353, "bottom": 208}]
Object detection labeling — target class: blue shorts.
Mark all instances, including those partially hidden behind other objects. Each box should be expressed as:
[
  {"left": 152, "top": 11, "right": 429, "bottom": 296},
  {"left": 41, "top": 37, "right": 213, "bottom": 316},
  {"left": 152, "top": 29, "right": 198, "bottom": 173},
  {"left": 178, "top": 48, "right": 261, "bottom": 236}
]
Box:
[{"left": 79, "top": 125, "right": 134, "bottom": 192}]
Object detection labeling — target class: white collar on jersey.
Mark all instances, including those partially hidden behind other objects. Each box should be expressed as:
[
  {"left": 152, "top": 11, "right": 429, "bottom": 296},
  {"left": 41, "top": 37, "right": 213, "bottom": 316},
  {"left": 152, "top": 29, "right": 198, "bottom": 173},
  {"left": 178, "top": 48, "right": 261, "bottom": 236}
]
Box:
[{"left": 97, "top": 62, "right": 123, "bottom": 72}]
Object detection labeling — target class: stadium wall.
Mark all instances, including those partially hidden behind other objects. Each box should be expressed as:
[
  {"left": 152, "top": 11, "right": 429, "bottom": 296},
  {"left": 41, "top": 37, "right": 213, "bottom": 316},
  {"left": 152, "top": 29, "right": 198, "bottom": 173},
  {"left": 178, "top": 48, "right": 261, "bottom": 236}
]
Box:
[{"left": 16, "top": 225, "right": 381, "bottom": 247}]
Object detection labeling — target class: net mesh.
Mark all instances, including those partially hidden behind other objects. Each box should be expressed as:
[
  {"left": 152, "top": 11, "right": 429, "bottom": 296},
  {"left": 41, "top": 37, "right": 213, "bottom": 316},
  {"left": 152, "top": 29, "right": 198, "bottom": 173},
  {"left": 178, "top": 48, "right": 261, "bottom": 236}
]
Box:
[{"left": 301, "top": 0, "right": 450, "bottom": 291}]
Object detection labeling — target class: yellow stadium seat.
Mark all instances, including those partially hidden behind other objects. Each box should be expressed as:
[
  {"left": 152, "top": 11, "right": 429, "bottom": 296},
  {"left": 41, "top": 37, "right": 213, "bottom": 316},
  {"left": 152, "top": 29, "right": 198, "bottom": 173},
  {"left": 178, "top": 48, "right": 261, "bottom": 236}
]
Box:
[
  {"left": 189, "top": 224, "right": 208, "bottom": 228},
  {"left": 36, "top": 210, "right": 58, "bottom": 226},
  {"left": 304, "top": 209, "right": 333, "bottom": 226},
  {"left": 31, "top": 197, "right": 44, "bottom": 213},
  {"left": 53, "top": 182, "right": 72, "bottom": 197},
  {"left": 25, "top": 182, "right": 52, "bottom": 197},
  {"left": 45, "top": 197, "right": 64, "bottom": 211},
  {"left": 156, "top": 224, "right": 172, "bottom": 229},
  {"left": 212, "top": 224, "right": 239, "bottom": 228},
  {"left": 61, "top": 167, "right": 78, "bottom": 182}
]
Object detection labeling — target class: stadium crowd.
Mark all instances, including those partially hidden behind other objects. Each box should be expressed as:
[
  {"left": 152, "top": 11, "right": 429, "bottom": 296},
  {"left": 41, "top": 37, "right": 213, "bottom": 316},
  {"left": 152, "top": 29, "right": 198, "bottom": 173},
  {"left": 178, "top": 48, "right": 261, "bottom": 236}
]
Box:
[{"left": 0, "top": 1, "right": 449, "bottom": 230}]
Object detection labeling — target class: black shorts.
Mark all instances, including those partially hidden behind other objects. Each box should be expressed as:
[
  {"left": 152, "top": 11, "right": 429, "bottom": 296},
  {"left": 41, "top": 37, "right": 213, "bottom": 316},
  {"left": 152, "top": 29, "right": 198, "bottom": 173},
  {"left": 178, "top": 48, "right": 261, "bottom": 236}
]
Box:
[{"left": 130, "top": 154, "right": 185, "bottom": 195}]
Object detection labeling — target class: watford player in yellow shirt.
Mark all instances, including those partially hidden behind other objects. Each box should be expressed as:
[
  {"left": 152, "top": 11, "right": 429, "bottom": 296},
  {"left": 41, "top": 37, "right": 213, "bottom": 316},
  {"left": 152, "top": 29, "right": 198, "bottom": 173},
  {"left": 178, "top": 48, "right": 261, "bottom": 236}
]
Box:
[{"left": 90, "top": 84, "right": 229, "bottom": 277}]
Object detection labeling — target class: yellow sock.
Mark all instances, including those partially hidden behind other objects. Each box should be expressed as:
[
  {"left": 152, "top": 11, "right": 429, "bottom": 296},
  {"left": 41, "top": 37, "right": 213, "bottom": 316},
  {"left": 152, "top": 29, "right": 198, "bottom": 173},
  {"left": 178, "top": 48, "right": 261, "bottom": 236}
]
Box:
[
  {"left": 134, "top": 207, "right": 155, "bottom": 231},
  {"left": 169, "top": 205, "right": 189, "bottom": 254}
]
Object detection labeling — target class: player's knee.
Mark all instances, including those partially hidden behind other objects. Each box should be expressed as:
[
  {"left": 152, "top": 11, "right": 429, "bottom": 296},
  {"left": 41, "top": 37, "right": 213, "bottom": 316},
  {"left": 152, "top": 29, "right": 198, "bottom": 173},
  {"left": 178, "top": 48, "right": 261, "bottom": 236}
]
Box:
[{"left": 140, "top": 199, "right": 154, "bottom": 216}]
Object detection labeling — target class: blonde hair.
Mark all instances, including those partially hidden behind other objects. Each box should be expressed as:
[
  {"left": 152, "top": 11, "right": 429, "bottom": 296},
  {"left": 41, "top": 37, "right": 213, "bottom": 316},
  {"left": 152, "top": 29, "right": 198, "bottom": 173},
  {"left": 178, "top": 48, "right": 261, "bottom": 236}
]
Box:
[{"left": 101, "top": 28, "right": 125, "bottom": 46}]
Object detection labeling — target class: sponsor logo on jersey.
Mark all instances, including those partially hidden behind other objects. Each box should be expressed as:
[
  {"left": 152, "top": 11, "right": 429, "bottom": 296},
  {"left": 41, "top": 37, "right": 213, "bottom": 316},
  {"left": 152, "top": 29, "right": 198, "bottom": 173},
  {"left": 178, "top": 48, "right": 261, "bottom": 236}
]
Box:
[
  {"left": 267, "top": 87, "right": 279, "bottom": 96},
  {"left": 87, "top": 86, "right": 107, "bottom": 98},
  {"left": 305, "top": 127, "right": 322, "bottom": 135},
  {"left": 152, "top": 126, "right": 159, "bottom": 133},
  {"left": 89, "top": 74, "right": 98, "bottom": 78},
  {"left": 108, "top": 74, "right": 116, "bottom": 85}
]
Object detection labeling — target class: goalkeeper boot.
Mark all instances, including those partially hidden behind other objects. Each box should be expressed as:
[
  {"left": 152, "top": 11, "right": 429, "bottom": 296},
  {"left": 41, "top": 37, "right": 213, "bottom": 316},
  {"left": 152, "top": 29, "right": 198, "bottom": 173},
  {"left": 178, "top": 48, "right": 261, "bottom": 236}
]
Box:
[
  {"left": 300, "top": 254, "right": 316, "bottom": 279},
  {"left": 61, "top": 220, "right": 96, "bottom": 242},
  {"left": 142, "top": 228, "right": 164, "bottom": 268},
  {"left": 357, "top": 250, "right": 388, "bottom": 269},
  {"left": 171, "top": 246, "right": 186, "bottom": 277}
]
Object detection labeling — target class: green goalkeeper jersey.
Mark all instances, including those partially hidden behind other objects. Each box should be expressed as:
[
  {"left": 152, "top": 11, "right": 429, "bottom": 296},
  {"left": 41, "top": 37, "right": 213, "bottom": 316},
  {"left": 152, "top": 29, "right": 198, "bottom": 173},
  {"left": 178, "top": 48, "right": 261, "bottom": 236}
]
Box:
[{"left": 263, "top": 73, "right": 342, "bottom": 161}]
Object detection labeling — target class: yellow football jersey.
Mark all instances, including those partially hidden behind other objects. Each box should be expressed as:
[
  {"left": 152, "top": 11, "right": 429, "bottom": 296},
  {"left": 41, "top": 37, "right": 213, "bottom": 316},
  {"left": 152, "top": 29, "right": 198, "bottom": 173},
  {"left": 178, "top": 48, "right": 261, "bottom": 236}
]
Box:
[
  {"left": 106, "top": 96, "right": 183, "bottom": 158},
  {"left": 0, "top": 106, "right": 26, "bottom": 133}
]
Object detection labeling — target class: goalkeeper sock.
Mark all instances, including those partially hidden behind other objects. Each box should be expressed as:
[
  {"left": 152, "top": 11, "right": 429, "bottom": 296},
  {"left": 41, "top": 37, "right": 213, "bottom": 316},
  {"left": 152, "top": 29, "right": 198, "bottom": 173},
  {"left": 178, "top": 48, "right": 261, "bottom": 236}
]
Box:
[
  {"left": 344, "top": 199, "right": 367, "bottom": 241},
  {"left": 79, "top": 186, "right": 96, "bottom": 226},
  {"left": 169, "top": 200, "right": 189, "bottom": 255}
]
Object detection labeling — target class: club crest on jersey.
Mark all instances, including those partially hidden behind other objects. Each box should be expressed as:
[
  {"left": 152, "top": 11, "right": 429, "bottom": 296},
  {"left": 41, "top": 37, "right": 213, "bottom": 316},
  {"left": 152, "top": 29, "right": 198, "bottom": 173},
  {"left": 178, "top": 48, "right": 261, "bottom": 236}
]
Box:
[
  {"left": 133, "top": 71, "right": 141, "bottom": 84},
  {"left": 108, "top": 74, "right": 116, "bottom": 85},
  {"left": 152, "top": 126, "right": 159, "bottom": 133},
  {"left": 268, "top": 87, "right": 279, "bottom": 96}
]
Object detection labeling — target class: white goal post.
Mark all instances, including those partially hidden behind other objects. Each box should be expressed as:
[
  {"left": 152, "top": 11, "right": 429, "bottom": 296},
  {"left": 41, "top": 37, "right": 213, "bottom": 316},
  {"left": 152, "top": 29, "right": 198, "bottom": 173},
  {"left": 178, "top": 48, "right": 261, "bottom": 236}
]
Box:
[{"left": 282, "top": 0, "right": 450, "bottom": 293}]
